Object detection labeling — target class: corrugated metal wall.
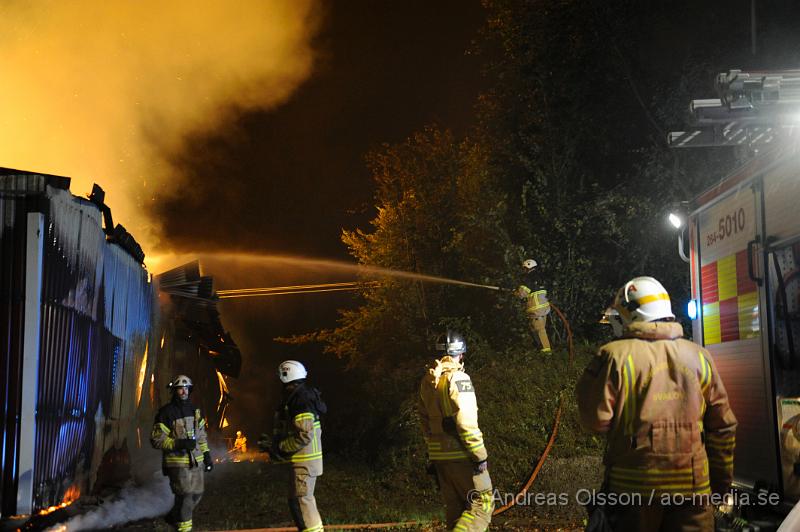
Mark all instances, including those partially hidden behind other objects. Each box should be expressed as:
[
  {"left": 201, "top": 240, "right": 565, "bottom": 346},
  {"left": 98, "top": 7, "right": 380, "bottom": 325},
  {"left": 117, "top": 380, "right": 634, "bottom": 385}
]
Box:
[
  {"left": 0, "top": 176, "right": 33, "bottom": 516},
  {"left": 0, "top": 171, "right": 152, "bottom": 515}
]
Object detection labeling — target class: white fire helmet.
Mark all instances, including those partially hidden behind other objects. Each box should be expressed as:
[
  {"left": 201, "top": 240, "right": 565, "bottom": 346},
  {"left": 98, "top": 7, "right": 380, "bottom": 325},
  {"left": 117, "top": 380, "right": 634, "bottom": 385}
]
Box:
[
  {"left": 522, "top": 259, "right": 538, "bottom": 272},
  {"left": 278, "top": 360, "right": 307, "bottom": 384},
  {"left": 613, "top": 276, "right": 675, "bottom": 325},
  {"left": 168, "top": 374, "right": 193, "bottom": 391}
]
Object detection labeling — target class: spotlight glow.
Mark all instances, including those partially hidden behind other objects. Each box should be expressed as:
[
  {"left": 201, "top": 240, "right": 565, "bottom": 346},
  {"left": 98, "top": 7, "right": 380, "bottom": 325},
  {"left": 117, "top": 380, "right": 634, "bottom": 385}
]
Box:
[{"left": 687, "top": 299, "right": 698, "bottom": 320}]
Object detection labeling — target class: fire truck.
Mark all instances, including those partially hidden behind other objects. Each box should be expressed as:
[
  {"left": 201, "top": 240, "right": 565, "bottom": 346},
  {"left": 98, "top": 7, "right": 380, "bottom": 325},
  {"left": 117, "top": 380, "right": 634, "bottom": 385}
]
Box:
[{"left": 671, "top": 70, "right": 800, "bottom": 527}]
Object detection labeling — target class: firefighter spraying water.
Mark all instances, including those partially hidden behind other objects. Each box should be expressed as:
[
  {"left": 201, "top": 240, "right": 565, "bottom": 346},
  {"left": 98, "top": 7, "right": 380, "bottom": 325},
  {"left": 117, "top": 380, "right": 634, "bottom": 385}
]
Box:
[
  {"left": 217, "top": 268, "right": 574, "bottom": 529},
  {"left": 515, "top": 259, "right": 553, "bottom": 354}
]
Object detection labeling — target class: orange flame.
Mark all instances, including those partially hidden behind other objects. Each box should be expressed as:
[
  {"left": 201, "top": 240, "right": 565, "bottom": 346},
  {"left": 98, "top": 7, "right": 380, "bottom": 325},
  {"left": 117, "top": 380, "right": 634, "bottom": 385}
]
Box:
[{"left": 38, "top": 484, "right": 80, "bottom": 515}]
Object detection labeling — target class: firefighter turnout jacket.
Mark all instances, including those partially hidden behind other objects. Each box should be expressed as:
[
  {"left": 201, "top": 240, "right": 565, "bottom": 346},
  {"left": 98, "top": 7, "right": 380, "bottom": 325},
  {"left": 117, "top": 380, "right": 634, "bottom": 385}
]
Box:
[
  {"left": 517, "top": 285, "right": 551, "bottom": 317},
  {"left": 273, "top": 381, "right": 326, "bottom": 475},
  {"left": 577, "top": 321, "right": 737, "bottom": 495},
  {"left": 418, "top": 356, "right": 487, "bottom": 463},
  {"left": 151, "top": 399, "right": 210, "bottom": 469}
]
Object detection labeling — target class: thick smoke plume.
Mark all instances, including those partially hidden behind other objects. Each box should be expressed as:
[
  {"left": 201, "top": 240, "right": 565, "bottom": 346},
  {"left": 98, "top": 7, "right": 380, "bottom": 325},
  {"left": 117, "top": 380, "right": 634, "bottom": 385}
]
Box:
[{"left": 0, "top": 0, "right": 320, "bottom": 249}]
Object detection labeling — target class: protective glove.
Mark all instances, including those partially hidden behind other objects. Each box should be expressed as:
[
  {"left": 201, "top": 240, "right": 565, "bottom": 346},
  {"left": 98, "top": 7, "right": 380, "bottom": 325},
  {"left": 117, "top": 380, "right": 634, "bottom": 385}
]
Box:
[
  {"left": 473, "top": 459, "right": 488, "bottom": 475},
  {"left": 270, "top": 445, "right": 288, "bottom": 461},
  {"left": 257, "top": 433, "right": 270, "bottom": 452},
  {"left": 426, "top": 462, "right": 440, "bottom": 489},
  {"left": 270, "top": 435, "right": 290, "bottom": 460},
  {"left": 426, "top": 462, "right": 437, "bottom": 476},
  {"left": 203, "top": 451, "right": 213, "bottom": 472},
  {"left": 174, "top": 438, "right": 196, "bottom": 451}
]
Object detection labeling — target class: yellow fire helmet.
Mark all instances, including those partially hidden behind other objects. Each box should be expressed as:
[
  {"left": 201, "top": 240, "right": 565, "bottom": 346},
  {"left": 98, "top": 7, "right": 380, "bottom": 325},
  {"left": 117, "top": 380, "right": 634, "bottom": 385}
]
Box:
[{"left": 613, "top": 276, "right": 675, "bottom": 325}]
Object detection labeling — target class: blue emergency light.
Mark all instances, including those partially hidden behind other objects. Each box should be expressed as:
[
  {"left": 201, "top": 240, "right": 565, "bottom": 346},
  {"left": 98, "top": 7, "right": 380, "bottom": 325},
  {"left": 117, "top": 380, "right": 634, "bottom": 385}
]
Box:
[{"left": 687, "top": 299, "right": 698, "bottom": 320}]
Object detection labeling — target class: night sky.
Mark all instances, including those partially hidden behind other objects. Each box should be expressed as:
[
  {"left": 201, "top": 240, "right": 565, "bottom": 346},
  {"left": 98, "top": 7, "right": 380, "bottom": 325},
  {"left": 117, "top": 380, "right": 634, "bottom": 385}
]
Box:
[
  {"left": 153, "top": 0, "right": 488, "bottom": 259},
  {"left": 150, "top": 1, "right": 490, "bottom": 437}
]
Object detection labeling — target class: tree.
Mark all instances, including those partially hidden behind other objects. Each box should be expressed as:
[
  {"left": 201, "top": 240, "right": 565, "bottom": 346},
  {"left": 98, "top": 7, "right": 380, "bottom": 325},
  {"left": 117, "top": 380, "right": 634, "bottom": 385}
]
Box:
[
  {"left": 313, "top": 125, "right": 518, "bottom": 372},
  {"left": 473, "top": 0, "right": 787, "bottom": 329}
]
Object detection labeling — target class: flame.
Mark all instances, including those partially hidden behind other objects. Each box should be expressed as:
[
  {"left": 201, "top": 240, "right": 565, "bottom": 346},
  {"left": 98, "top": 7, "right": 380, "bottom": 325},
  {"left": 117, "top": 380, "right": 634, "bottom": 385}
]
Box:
[
  {"left": 135, "top": 341, "right": 149, "bottom": 408},
  {"left": 215, "top": 370, "right": 229, "bottom": 410},
  {"left": 38, "top": 484, "right": 80, "bottom": 515},
  {"left": 63, "top": 484, "right": 80, "bottom": 504},
  {"left": 150, "top": 372, "right": 156, "bottom": 407}
]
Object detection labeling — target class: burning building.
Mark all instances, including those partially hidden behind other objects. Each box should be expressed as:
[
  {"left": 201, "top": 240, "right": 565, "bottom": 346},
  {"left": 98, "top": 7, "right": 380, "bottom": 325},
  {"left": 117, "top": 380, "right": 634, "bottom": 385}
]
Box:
[
  {"left": 0, "top": 168, "right": 240, "bottom": 519},
  {"left": 154, "top": 261, "right": 241, "bottom": 433}
]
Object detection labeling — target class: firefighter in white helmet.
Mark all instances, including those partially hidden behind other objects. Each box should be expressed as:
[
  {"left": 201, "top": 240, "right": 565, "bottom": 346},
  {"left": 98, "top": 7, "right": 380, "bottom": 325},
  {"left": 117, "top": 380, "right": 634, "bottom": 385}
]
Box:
[
  {"left": 577, "top": 277, "right": 737, "bottom": 531},
  {"left": 151, "top": 375, "right": 213, "bottom": 532},
  {"left": 418, "top": 331, "right": 493, "bottom": 531},
  {"left": 262, "top": 360, "right": 327, "bottom": 532},
  {"left": 516, "top": 258, "right": 552, "bottom": 353}
]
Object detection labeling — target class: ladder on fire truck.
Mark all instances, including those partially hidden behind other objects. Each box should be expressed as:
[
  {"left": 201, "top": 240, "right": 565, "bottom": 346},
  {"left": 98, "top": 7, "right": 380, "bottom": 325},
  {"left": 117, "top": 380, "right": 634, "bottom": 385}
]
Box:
[{"left": 669, "top": 69, "right": 800, "bottom": 148}]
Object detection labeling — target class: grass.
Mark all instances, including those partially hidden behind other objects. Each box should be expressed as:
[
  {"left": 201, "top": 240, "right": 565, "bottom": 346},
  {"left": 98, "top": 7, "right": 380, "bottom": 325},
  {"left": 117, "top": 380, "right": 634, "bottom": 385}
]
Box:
[
  {"left": 192, "top": 458, "right": 442, "bottom": 530},
  {"left": 112, "top": 343, "right": 606, "bottom": 530}
]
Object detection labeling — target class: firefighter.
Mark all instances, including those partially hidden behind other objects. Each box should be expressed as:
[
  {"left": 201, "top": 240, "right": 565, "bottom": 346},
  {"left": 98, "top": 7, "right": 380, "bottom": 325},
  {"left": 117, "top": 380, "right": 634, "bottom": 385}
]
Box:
[
  {"left": 266, "top": 360, "right": 327, "bottom": 532},
  {"left": 577, "top": 277, "right": 737, "bottom": 531},
  {"left": 233, "top": 430, "right": 247, "bottom": 454},
  {"left": 418, "top": 331, "right": 494, "bottom": 531},
  {"left": 516, "top": 258, "right": 552, "bottom": 353},
  {"left": 151, "top": 375, "right": 213, "bottom": 532}
]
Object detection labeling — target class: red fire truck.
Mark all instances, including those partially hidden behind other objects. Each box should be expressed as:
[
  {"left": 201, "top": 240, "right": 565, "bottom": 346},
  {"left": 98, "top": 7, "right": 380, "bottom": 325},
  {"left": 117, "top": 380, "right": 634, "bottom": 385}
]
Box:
[{"left": 672, "top": 70, "right": 800, "bottom": 527}]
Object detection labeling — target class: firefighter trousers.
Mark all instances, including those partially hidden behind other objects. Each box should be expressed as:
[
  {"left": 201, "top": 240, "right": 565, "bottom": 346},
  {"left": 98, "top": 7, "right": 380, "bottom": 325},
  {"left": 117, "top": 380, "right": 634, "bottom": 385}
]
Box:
[
  {"left": 288, "top": 467, "right": 324, "bottom": 532},
  {"left": 529, "top": 315, "right": 551, "bottom": 352},
  {"left": 166, "top": 467, "right": 204, "bottom": 532},
  {"left": 607, "top": 501, "right": 713, "bottom": 532},
  {"left": 434, "top": 461, "right": 493, "bottom": 532}
]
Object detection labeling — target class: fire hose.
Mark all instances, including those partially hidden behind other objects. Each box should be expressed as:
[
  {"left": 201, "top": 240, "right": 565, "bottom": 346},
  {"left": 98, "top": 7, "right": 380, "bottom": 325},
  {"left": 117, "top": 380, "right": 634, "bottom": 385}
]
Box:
[
  {"left": 218, "top": 280, "right": 575, "bottom": 521},
  {"left": 492, "top": 302, "right": 573, "bottom": 517},
  {"left": 213, "top": 304, "right": 573, "bottom": 531},
  {"left": 217, "top": 524, "right": 420, "bottom": 531}
]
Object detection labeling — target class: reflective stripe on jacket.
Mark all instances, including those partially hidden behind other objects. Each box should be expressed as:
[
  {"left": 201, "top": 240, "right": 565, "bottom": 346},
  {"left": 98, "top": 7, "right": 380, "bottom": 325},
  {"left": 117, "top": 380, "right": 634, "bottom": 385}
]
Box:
[
  {"left": 151, "top": 401, "right": 209, "bottom": 469},
  {"left": 576, "top": 321, "right": 737, "bottom": 495},
  {"left": 418, "top": 356, "right": 488, "bottom": 463},
  {"left": 273, "top": 382, "right": 324, "bottom": 475},
  {"left": 517, "top": 285, "right": 550, "bottom": 316},
  {"left": 275, "top": 412, "right": 323, "bottom": 464}
]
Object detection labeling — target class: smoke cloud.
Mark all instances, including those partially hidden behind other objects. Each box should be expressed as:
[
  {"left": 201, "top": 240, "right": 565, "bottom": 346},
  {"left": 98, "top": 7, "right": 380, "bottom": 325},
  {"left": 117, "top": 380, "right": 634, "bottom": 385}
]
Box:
[
  {"left": 0, "top": 0, "right": 320, "bottom": 250},
  {"left": 47, "top": 472, "right": 172, "bottom": 531}
]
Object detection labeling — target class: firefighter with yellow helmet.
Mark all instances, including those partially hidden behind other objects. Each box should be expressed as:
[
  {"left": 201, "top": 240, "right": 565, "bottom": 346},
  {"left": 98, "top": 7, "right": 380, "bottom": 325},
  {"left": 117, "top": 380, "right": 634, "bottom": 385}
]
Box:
[
  {"left": 265, "top": 360, "right": 327, "bottom": 532},
  {"left": 150, "top": 374, "right": 213, "bottom": 532},
  {"left": 418, "top": 331, "right": 494, "bottom": 531},
  {"left": 577, "top": 277, "right": 737, "bottom": 531},
  {"left": 516, "top": 258, "right": 552, "bottom": 353},
  {"left": 233, "top": 430, "right": 247, "bottom": 454}
]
